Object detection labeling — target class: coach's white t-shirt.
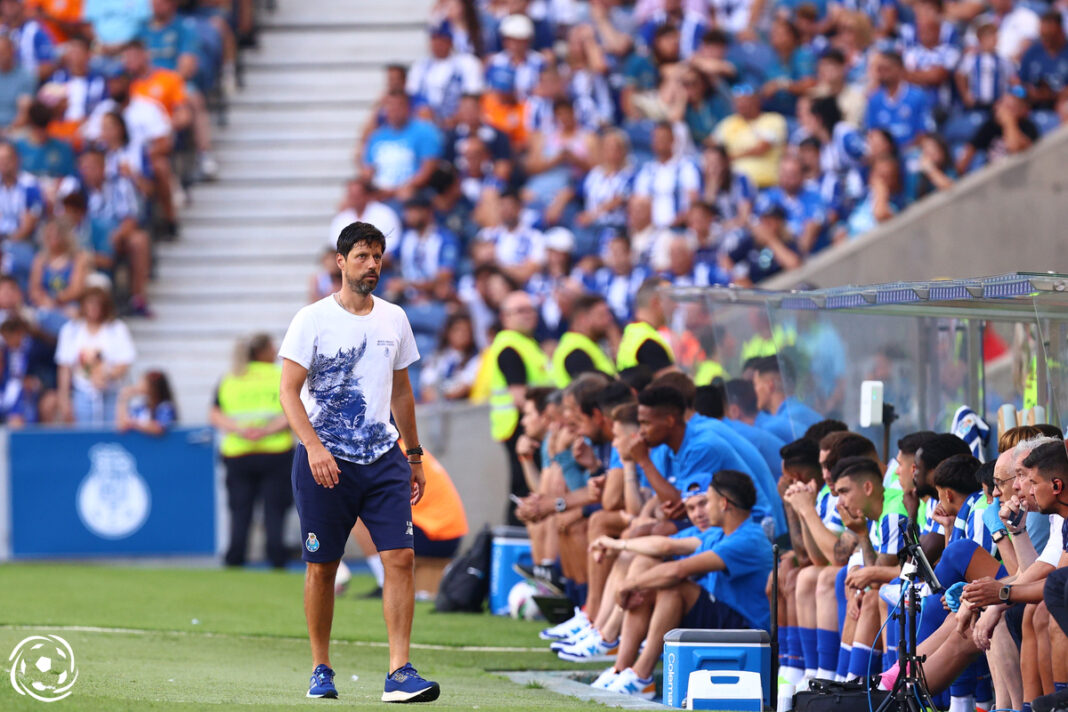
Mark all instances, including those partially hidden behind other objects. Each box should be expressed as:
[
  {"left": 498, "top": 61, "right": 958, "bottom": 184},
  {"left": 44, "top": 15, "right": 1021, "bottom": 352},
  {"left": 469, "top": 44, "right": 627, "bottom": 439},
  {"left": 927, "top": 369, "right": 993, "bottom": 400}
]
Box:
[{"left": 279, "top": 295, "right": 418, "bottom": 465}]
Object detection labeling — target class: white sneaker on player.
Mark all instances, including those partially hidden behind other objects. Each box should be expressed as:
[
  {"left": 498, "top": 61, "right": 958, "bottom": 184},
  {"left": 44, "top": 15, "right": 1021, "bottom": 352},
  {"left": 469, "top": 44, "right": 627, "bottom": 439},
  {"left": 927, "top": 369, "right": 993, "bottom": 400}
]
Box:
[
  {"left": 605, "top": 667, "right": 655, "bottom": 700},
  {"left": 550, "top": 624, "right": 594, "bottom": 653},
  {"left": 591, "top": 666, "right": 619, "bottom": 690},
  {"left": 557, "top": 629, "right": 619, "bottom": 662},
  {"left": 540, "top": 608, "right": 589, "bottom": 641}
]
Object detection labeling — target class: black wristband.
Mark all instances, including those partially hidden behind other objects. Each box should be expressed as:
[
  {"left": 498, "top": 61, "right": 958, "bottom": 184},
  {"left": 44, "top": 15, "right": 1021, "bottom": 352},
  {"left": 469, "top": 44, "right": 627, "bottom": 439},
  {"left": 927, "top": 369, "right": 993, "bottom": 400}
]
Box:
[{"left": 405, "top": 446, "right": 423, "bottom": 456}]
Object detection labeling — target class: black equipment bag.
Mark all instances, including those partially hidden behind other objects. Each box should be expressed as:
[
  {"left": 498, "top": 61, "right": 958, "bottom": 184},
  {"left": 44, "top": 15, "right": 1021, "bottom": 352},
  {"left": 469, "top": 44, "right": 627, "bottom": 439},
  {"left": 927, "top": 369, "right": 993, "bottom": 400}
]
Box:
[
  {"left": 434, "top": 526, "right": 493, "bottom": 613},
  {"left": 793, "top": 677, "right": 890, "bottom": 712}
]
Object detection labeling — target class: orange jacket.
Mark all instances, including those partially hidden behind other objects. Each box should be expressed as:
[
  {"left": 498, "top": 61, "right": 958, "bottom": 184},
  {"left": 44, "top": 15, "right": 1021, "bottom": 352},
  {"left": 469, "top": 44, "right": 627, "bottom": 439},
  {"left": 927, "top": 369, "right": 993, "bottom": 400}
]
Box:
[{"left": 401, "top": 440, "right": 469, "bottom": 541}]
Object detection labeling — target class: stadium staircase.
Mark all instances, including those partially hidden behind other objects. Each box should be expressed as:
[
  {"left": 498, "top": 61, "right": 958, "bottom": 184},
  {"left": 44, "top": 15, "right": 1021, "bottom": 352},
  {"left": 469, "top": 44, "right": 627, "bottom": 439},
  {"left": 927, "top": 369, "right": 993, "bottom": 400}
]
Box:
[{"left": 131, "top": 0, "right": 432, "bottom": 421}]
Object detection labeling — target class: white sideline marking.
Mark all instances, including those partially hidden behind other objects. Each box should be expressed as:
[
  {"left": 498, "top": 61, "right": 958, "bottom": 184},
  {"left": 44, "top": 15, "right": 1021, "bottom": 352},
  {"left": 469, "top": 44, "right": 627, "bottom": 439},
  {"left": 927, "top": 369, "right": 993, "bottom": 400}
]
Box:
[{"left": 0, "top": 624, "right": 545, "bottom": 653}]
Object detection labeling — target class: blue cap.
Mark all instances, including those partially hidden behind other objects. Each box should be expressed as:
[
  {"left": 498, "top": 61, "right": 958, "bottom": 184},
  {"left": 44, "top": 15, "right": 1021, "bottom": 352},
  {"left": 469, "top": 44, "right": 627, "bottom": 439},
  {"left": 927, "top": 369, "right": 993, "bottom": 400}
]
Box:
[
  {"left": 682, "top": 473, "right": 713, "bottom": 500},
  {"left": 732, "top": 83, "right": 756, "bottom": 97},
  {"left": 429, "top": 20, "right": 451, "bottom": 38},
  {"left": 487, "top": 64, "right": 516, "bottom": 92},
  {"left": 1009, "top": 85, "right": 1028, "bottom": 100}
]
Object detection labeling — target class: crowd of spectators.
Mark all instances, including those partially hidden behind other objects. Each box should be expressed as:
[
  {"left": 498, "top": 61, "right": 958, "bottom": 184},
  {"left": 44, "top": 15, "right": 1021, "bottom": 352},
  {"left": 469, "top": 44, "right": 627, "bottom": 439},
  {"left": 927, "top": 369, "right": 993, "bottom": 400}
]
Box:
[
  {"left": 0, "top": 0, "right": 258, "bottom": 428},
  {"left": 338, "top": 0, "right": 1068, "bottom": 401}
]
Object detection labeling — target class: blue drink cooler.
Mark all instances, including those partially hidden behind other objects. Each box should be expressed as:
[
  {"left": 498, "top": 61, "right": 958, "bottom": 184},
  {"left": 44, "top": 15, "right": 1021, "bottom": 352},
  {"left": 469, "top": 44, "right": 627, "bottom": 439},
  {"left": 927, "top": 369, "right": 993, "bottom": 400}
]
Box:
[
  {"left": 663, "top": 629, "right": 771, "bottom": 709},
  {"left": 489, "top": 526, "right": 532, "bottom": 616}
]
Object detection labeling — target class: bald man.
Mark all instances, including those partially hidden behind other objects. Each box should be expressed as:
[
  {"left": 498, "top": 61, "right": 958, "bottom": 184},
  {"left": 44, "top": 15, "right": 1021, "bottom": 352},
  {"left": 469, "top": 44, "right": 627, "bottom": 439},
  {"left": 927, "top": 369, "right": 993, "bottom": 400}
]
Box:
[{"left": 485, "top": 291, "right": 551, "bottom": 523}]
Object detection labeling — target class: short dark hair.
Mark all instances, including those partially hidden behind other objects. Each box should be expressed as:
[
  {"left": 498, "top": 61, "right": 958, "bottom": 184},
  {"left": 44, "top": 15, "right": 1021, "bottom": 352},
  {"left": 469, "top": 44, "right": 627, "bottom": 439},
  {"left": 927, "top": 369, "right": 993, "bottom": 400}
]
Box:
[
  {"left": 1041, "top": 10, "right": 1065, "bottom": 26},
  {"left": 781, "top": 438, "right": 820, "bottom": 472},
  {"left": 525, "top": 386, "right": 555, "bottom": 413},
  {"left": 832, "top": 456, "right": 883, "bottom": 484},
  {"left": 820, "top": 48, "right": 846, "bottom": 65},
  {"left": 1022, "top": 440, "right": 1068, "bottom": 480},
  {"left": 638, "top": 385, "right": 687, "bottom": 418},
  {"left": 712, "top": 469, "right": 757, "bottom": 511},
  {"left": 725, "top": 379, "right": 757, "bottom": 417},
  {"left": 650, "top": 372, "right": 696, "bottom": 410},
  {"left": 567, "top": 371, "right": 612, "bottom": 413},
  {"left": 931, "top": 453, "right": 982, "bottom": 495},
  {"left": 701, "top": 28, "right": 729, "bottom": 46},
  {"left": 916, "top": 434, "right": 970, "bottom": 473},
  {"left": 880, "top": 50, "right": 904, "bottom": 66},
  {"left": 752, "top": 355, "right": 780, "bottom": 376},
  {"left": 695, "top": 384, "right": 725, "bottom": 419},
  {"left": 804, "top": 419, "right": 848, "bottom": 444},
  {"left": 0, "top": 317, "right": 27, "bottom": 334},
  {"left": 1036, "top": 424, "right": 1065, "bottom": 440},
  {"left": 612, "top": 402, "right": 639, "bottom": 426},
  {"left": 822, "top": 432, "right": 877, "bottom": 472},
  {"left": 898, "top": 431, "right": 938, "bottom": 456},
  {"left": 976, "top": 460, "right": 996, "bottom": 492},
  {"left": 596, "top": 380, "right": 636, "bottom": 416},
  {"left": 28, "top": 100, "right": 52, "bottom": 129},
  {"left": 337, "top": 221, "right": 386, "bottom": 257},
  {"left": 618, "top": 364, "right": 654, "bottom": 393},
  {"left": 572, "top": 293, "right": 606, "bottom": 317}
]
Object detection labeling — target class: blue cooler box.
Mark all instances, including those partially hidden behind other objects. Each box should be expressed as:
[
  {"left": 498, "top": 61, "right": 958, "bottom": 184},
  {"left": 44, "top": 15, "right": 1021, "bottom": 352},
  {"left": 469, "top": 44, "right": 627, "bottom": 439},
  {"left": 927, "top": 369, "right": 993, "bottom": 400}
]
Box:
[
  {"left": 663, "top": 629, "right": 771, "bottom": 709},
  {"left": 489, "top": 526, "right": 532, "bottom": 616}
]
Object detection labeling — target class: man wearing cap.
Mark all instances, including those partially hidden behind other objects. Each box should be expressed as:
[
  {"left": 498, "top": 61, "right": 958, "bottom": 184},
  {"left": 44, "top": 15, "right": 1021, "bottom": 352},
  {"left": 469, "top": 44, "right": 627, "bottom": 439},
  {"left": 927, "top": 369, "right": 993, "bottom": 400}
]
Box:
[
  {"left": 364, "top": 90, "right": 443, "bottom": 203},
  {"left": 712, "top": 84, "right": 787, "bottom": 188},
  {"left": 481, "top": 63, "right": 528, "bottom": 147},
  {"left": 601, "top": 469, "right": 774, "bottom": 699},
  {"left": 719, "top": 202, "right": 801, "bottom": 286},
  {"left": 486, "top": 14, "right": 545, "bottom": 100},
  {"left": 956, "top": 85, "right": 1039, "bottom": 174},
  {"left": 388, "top": 193, "right": 461, "bottom": 303},
  {"left": 406, "top": 23, "right": 483, "bottom": 123}
]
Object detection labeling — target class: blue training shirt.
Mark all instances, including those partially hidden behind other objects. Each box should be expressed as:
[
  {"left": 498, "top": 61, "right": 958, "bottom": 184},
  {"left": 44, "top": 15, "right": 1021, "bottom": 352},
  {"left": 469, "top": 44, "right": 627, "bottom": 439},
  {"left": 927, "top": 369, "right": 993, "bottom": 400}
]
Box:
[{"left": 695, "top": 519, "right": 775, "bottom": 630}]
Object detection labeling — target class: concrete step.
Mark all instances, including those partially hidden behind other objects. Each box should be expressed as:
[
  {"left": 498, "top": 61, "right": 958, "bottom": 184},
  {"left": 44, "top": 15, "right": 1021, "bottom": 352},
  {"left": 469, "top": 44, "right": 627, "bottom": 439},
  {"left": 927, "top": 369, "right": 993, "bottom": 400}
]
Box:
[
  {"left": 167, "top": 221, "right": 330, "bottom": 243},
  {"left": 240, "top": 66, "right": 381, "bottom": 91},
  {"left": 215, "top": 127, "right": 356, "bottom": 145},
  {"left": 263, "top": 0, "right": 432, "bottom": 27},
  {"left": 238, "top": 81, "right": 380, "bottom": 105},
  {"left": 223, "top": 106, "right": 369, "bottom": 127},
  {"left": 156, "top": 260, "right": 316, "bottom": 282},
  {"left": 147, "top": 282, "right": 307, "bottom": 302},
  {"left": 138, "top": 301, "right": 304, "bottom": 326},
  {"left": 217, "top": 162, "right": 351, "bottom": 183},
  {"left": 157, "top": 243, "right": 319, "bottom": 262},
  {"left": 243, "top": 28, "right": 425, "bottom": 63},
  {"left": 215, "top": 143, "right": 353, "bottom": 164}
]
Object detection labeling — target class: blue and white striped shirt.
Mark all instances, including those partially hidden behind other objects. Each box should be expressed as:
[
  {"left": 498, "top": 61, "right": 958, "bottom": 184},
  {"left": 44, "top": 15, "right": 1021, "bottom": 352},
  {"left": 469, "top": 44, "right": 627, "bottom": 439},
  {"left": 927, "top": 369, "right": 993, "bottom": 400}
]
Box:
[
  {"left": 406, "top": 53, "right": 483, "bottom": 121},
  {"left": 817, "top": 485, "right": 844, "bottom": 533},
  {"left": 486, "top": 51, "right": 546, "bottom": 100},
  {"left": 633, "top": 157, "right": 702, "bottom": 228},
  {"left": 0, "top": 172, "right": 43, "bottom": 234},
  {"left": 903, "top": 42, "right": 961, "bottom": 111},
  {"left": 952, "top": 491, "right": 997, "bottom": 557},
  {"left": 958, "top": 51, "right": 1015, "bottom": 107},
  {"left": 582, "top": 164, "right": 635, "bottom": 228},
  {"left": 476, "top": 224, "right": 546, "bottom": 269}
]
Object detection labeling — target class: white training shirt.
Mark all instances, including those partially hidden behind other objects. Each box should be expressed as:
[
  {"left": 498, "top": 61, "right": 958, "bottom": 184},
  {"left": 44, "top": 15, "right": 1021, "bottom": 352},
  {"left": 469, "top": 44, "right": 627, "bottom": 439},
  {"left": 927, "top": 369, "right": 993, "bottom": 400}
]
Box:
[
  {"left": 279, "top": 295, "right": 419, "bottom": 465},
  {"left": 1038, "top": 514, "right": 1065, "bottom": 567}
]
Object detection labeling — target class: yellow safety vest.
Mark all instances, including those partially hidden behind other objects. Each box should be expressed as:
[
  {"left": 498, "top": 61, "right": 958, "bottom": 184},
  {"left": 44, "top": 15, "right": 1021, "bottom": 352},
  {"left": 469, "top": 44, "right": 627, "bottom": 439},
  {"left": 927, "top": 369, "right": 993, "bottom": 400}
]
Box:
[
  {"left": 217, "top": 361, "right": 293, "bottom": 457},
  {"left": 1024, "top": 353, "right": 1038, "bottom": 409},
  {"left": 486, "top": 330, "right": 551, "bottom": 442},
  {"left": 616, "top": 321, "right": 675, "bottom": 371},
  {"left": 694, "top": 360, "right": 727, "bottom": 386},
  {"left": 740, "top": 325, "right": 796, "bottom": 363},
  {"left": 551, "top": 331, "right": 616, "bottom": 388}
]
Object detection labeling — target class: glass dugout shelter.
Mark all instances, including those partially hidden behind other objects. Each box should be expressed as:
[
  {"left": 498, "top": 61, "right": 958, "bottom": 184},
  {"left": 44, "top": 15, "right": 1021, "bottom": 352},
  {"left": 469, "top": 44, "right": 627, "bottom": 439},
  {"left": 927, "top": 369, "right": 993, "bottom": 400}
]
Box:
[{"left": 666, "top": 272, "right": 1068, "bottom": 457}]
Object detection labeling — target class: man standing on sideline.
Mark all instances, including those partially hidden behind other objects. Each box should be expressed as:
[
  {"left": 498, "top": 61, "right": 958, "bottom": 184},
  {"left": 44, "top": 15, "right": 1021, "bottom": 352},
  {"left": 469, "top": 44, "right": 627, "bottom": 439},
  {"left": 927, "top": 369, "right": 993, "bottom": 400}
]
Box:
[
  {"left": 279, "top": 221, "right": 440, "bottom": 703},
  {"left": 483, "top": 290, "right": 550, "bottom": 524}
]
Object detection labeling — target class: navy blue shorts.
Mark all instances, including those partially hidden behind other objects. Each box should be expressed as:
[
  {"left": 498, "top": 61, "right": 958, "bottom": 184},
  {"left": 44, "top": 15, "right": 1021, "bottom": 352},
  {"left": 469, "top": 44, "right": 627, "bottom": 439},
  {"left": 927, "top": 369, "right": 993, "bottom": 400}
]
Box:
[
  {"left": 681, "top": 590, "right": 751, "bottom": 630},
  {"left": 292, "top": 442, "right": 413, "bottom": 563}
]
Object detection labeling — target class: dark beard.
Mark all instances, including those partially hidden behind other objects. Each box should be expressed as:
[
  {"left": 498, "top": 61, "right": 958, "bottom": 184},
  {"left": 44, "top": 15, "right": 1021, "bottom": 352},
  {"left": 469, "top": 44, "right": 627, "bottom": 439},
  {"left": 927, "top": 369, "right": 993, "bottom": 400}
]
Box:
[{"left": 347, "top": 275, "right": 377, "bottom": 295}]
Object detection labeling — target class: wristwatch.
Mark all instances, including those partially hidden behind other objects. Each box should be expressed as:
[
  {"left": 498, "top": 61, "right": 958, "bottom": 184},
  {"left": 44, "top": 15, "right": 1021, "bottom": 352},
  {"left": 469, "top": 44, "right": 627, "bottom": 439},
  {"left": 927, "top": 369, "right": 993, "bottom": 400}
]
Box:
[
  {"left": 992, "top": 529, "right": 1008, "bottom": 544},
  {"left": 998, "top": 585, "right": 1012, "bottom": 603},
  {"left": 555, "top": 497, "right": 567, "bottom": 513},
  {"left": 405, "top": 446, "right": 424, "bottom": 456}
]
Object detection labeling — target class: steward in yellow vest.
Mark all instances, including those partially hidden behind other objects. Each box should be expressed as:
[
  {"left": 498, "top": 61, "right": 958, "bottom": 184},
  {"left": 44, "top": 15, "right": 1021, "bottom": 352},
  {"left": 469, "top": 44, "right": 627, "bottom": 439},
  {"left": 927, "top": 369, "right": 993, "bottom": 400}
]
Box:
[
  {"left": 551, "top": 294, "right": 617, "bottom": 388},
  {"left": 617, "top": 321, "right": 674, "bottom": 372}
]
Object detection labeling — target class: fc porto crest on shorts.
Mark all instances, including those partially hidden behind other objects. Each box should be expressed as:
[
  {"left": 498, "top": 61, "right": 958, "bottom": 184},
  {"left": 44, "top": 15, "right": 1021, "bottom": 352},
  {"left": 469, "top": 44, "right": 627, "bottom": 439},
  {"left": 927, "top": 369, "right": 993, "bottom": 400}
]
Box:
[{"left": 305, "top": 532, "right": 320, "bottom": 553}]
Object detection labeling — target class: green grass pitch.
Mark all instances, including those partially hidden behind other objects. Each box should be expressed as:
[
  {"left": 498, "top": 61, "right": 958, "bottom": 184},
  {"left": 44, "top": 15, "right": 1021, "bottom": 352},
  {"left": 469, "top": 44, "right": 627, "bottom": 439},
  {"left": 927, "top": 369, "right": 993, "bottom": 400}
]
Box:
[{"left": 0, "top": 564, "right": 607, "bottom": 711}]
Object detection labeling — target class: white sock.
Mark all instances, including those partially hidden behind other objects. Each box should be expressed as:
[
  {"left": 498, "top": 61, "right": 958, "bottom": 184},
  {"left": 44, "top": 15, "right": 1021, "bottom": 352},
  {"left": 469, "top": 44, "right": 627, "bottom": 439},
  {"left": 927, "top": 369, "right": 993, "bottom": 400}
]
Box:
[
  {"left": 949, "top": 695, "right": 975, "bottom": 712},
  {"left": 782, "top": 666, "right": 804, "bottom": 684},
  {"left": 976, "top": 699, "right": 993, "bottom": 712},
  {"left": 777, "top": 682, "right": 795, "bottom": 712},
  {"left": 817, "top": 668, "right": 836, "bottom": 680},
  {"left": 367, "top": 554, "right": 385, "bottom": 587},
  {"left": 803, "top": 669, "right": 817, "bottom": 680}
]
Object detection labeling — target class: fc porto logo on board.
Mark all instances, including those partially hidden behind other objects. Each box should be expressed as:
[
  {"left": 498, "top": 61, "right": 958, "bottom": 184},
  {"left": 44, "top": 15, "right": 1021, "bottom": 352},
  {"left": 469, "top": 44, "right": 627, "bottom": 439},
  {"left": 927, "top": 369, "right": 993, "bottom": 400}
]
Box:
[
  {"left": 305, "top": 533, "right": 320, "bottom": 553},
  {"left": 76, "top": 443, "right": 151, "bottom": 540}
]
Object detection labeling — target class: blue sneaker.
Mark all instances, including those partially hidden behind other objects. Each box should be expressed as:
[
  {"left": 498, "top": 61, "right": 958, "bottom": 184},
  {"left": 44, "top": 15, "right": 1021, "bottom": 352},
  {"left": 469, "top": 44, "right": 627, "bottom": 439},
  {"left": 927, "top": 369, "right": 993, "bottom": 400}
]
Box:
[
  {"left": 382, "top": 662, "right": 440, "bottom": 703},
  {"left": 307, "top": 663, "right": 338, "bottom": 699}
]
